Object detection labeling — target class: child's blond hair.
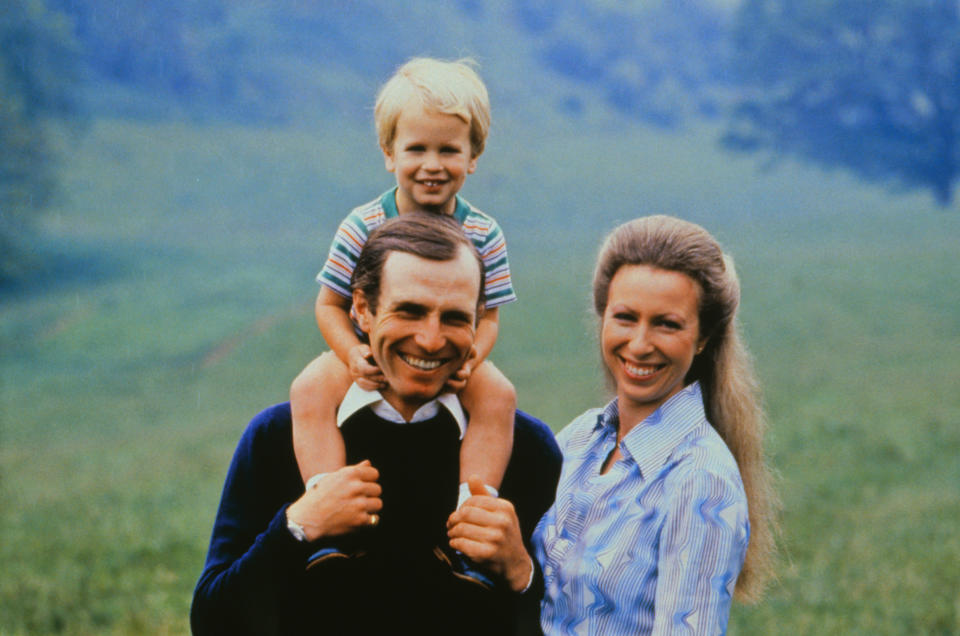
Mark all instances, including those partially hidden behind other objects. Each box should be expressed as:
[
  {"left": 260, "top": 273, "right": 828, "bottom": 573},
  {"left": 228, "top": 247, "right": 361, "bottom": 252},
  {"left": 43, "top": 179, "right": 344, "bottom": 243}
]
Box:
[{"left": 374, "top": 57, "right": 491, "bottom": 158}]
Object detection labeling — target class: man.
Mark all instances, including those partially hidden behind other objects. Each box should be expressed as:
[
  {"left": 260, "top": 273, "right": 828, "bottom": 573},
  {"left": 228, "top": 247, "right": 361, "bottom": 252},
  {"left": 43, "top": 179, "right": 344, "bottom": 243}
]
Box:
[{"left": 191, "top": 213, "right": 561, "bottom": 635}]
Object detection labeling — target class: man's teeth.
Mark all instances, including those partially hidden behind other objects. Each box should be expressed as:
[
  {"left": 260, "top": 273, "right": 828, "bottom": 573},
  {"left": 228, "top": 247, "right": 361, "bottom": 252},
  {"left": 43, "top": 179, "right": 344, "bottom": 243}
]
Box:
[
  {"left": 625, "top": 361, "right": 658, "bottom": 377},
  {"left": 402, "top": 354, "right": 442, "bottom": 370}
]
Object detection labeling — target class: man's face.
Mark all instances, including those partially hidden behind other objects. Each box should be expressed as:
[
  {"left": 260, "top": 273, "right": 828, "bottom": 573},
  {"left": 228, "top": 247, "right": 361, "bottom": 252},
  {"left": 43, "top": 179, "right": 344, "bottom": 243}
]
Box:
[{"left": 354, "top": 246, "right": 480, "bottom": 420}]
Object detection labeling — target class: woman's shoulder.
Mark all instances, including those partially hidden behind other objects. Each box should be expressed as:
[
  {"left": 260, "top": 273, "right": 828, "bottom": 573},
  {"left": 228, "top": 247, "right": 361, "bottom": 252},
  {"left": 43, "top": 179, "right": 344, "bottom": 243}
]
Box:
[{"left": 663, "top": 421, "right": 745, "bottom": 496}]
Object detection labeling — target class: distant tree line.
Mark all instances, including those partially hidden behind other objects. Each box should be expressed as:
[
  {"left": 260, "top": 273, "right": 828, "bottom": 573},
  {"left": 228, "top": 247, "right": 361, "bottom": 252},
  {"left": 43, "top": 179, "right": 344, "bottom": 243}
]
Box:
[
  {"left": 1, "top": 0, "right": 80, "bottom": 281},
  {"left": 3, "top": 0, "right": 959, "bottom": 282},
  {"left": 724, "top": 0, "right": 960, "bottom": 207},
  {"left": 525, "top": 0, "right": 960, "bottom": 207},
  {"left": 512, "top": 0, "right": 735, "bottom": 127}
]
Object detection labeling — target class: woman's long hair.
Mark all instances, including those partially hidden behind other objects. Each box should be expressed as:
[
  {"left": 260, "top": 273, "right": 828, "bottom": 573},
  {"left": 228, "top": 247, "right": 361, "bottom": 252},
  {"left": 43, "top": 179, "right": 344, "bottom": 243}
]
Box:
[{"left": 593, "top": 215, "right": 778, "bottom": 602}]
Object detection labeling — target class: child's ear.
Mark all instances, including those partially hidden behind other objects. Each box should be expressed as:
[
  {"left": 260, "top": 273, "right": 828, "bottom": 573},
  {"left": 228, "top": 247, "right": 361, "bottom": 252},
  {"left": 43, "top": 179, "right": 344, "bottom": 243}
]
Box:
[
  {"left": 467, "top": 154, "right": 478, "bottom": 174},
  {"left": 381, "top": 144, "right": 396, "bottom": 173},
  {"left": 353, "top": 289, "right": 373, "bottom": 332}
]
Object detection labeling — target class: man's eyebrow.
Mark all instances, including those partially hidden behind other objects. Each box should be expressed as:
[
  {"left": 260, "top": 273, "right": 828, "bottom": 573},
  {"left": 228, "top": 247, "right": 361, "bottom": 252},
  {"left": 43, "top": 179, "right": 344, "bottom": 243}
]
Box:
[
  {"left": 442, "top": 308, "right": 475, "bottom": 323},
  {"left": 390, "top": 301, "right": 426, "bottom": 314}
]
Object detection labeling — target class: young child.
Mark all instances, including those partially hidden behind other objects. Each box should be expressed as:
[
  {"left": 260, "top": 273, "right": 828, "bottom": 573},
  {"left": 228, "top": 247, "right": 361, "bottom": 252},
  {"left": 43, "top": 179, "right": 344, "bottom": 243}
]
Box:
[{"left": 289, "top": 58, "right": 517, "bottom": 584}]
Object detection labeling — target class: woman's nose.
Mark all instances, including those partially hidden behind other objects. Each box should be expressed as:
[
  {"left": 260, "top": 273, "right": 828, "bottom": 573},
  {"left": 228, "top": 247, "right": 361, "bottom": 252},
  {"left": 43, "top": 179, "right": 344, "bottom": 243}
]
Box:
[{"left": 627, "top": 326, "right": 654, "bottom": 355}]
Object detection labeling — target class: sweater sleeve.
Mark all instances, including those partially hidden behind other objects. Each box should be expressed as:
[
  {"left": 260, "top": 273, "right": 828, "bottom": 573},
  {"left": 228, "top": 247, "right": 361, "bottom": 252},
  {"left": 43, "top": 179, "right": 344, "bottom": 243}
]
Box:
[{"left": 190, "top": 405, "right": 313, "bottom": 635}]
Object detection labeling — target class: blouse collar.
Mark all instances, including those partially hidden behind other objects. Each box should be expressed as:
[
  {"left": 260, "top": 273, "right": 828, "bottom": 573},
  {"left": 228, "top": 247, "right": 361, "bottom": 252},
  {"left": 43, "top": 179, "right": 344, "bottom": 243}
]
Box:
[{"left": 595, "top": 382, "right": 707, "bottom": 479}]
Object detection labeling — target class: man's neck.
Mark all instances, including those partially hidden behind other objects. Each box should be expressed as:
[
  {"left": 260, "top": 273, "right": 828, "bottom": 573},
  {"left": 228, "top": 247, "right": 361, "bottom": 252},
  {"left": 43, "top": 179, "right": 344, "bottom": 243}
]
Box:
[
  {"left": 378, "top": 391, "right": 428, "bottom": 423},
  {"left": 337, "top": 384, "right": 467, "bottom": 438}
]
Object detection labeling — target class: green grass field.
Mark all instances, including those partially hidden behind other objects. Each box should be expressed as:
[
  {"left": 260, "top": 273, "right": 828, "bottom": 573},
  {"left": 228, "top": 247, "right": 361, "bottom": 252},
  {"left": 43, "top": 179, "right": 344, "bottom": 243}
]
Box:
[{"left": 2, "top": 117, "right": 959, "bottom": 634}]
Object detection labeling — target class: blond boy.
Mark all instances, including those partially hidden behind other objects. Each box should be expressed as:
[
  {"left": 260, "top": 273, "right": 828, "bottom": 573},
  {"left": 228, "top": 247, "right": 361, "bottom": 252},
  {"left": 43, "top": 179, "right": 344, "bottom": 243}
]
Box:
[{"left": 289, "top": 58, "right": 516, "bottom": 582}]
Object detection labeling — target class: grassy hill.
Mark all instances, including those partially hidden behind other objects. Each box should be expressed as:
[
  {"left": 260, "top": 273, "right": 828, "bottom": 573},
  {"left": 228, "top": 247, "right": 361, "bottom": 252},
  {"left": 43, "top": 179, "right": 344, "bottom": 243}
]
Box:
[{"left": 2, "top": 113, "right": 958, "bottom": 633}]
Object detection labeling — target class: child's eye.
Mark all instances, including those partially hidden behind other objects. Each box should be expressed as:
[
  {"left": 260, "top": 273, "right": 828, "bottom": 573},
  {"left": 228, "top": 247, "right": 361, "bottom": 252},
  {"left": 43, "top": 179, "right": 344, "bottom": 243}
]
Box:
[
  {"left": 612, "top": 312, "right": 635, "bottom": 322},
  {"left": 406, "top": 144, "right": 426, "bottom": 152}
]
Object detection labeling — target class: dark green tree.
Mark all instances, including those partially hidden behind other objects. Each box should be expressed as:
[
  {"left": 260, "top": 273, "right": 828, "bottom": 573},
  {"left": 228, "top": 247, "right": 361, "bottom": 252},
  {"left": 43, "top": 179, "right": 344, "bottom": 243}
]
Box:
[
  {"left": 0, "top": 0, "right": 79, "bottom": 282},
  {"left": 517, "top": 0, "right": 734, "bottom": 127},
  {"left": 725, "top": 0, "right": 960, "bottom": 206}
]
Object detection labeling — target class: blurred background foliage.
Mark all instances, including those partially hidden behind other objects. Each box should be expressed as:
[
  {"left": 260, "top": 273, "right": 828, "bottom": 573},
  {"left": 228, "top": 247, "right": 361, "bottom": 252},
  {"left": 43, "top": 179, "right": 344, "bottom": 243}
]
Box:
[
  {"left": 1, "top": 1, "right": 959, "bottom": 634},
  {"left": 5, "top": 0, "right": 960, "bottom": 284}
]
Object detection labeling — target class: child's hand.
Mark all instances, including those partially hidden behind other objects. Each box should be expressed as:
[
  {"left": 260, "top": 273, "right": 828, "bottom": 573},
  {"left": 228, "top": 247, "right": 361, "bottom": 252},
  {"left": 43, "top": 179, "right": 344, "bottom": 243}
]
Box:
[
  {"left": 349, "top": 344, "right": 386, "bottom": 391},
  {"left": 446, "top": 475, "right": 533, "bottom": 593},
  {"left": 445, "top": 345, "right": 479, "bottom": 393}
]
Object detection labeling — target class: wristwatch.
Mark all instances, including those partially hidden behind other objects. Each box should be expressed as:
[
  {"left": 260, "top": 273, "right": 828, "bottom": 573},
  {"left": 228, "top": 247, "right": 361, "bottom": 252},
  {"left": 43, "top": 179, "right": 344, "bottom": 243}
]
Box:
[{"left": 286, "top": 513, "right": 308, "bottom": 542}]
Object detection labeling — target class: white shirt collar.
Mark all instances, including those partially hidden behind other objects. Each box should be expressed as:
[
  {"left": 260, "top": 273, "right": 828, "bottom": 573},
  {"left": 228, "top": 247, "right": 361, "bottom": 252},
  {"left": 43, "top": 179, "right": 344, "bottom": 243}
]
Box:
[{"left": 336, "top": 383, "right": 468, "bottom": 439}]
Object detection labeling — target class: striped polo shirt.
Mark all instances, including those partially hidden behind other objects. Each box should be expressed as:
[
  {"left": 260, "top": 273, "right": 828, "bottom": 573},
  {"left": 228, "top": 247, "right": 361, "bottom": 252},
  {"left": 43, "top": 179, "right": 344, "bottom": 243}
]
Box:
[{"left": 317, "top": 188, "right": 517, "bottom": 309}]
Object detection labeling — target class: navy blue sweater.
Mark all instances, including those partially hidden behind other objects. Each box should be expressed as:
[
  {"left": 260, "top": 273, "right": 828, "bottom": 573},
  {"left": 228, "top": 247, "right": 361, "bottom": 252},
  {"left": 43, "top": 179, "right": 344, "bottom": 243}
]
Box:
[{"left": 191, "top": 402, "right": 561, "bottom": 635}]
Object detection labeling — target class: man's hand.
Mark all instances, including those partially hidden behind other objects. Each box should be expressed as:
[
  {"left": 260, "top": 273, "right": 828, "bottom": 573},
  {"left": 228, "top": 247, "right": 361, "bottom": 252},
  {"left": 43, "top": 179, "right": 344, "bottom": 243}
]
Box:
[
  {"left": 446, "top": 476, "right": 534, "bottom": 593},
  {"left": 286, "top": 460, "right": 382, "bottom": 542},
  {"left": 444, "top": 344, "right": 479, "bottom": 393},
  {"left": 348, "top": 344, "right": 386, "bottom": 391}
]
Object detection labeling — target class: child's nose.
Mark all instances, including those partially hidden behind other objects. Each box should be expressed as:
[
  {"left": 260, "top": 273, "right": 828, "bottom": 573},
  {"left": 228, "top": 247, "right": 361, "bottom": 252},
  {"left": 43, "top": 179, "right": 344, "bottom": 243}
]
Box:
[{"left": 423, "top": 152, "right": 442, "bottom": 170}]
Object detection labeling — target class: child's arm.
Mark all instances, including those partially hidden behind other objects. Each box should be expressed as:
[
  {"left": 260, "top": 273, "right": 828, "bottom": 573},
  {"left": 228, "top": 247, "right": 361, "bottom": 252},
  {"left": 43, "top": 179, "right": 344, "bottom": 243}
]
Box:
[
  {"left": 290, "top": 352, "right": 352, "bottom": 483},
  {"left": 473, "top": 307, "right": 500, "bottom": 364},
  {"left": 447, "top": 307, "right": 500, "bottom": 392},
  {"left": 458, "top": 361, "right": 516, "bottom": 493},
  {"left": 314, "top": 287, "right": 383, "bottom": 387}
]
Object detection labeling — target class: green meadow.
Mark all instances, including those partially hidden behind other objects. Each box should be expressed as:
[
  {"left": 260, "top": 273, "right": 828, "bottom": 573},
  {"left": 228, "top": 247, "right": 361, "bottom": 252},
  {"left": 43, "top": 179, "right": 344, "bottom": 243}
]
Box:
[{"left": 2, "top": 116, "right": 959, "bottom": 634}]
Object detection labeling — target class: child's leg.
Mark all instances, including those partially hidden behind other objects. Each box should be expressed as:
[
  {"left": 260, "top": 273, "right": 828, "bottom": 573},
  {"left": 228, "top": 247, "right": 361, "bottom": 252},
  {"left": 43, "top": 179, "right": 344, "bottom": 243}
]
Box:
[
  {"left": 457, "top": 361, "right": 516, "bottom": 503},
  {"left": 290, "top": 351, "right": 352, "bottom": 485}
]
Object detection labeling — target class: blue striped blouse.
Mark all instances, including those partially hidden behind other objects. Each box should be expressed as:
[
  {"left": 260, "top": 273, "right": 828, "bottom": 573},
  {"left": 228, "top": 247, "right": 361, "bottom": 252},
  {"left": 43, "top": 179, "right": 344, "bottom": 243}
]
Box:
[{"left": 533, "top": 382, "right": 749, "bottom": 635}]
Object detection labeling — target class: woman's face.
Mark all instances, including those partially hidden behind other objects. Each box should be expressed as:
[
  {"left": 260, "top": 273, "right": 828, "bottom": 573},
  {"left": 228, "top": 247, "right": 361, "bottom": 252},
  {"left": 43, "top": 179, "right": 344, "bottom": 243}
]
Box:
[{"left": 601, "top": 264, "right": 704, "bottom": 424}]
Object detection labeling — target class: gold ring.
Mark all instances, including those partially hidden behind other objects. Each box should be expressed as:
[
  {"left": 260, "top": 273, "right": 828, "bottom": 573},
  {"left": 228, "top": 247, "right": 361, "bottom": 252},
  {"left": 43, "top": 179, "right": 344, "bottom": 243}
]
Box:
[{"left": 369, "top": 514, "right": 379, "bottom": 526}]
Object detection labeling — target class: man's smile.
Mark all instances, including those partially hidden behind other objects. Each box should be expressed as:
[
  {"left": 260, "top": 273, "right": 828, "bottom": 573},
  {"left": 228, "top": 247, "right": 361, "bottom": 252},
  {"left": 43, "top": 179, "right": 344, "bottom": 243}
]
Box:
[{"left": 398, "top": 352, "right": 446, "bottom": 371}]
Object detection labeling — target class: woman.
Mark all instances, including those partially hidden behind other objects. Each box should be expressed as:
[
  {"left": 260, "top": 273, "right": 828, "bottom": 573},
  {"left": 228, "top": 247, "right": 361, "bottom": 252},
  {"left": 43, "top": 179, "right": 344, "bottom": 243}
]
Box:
[{"left": 532, "top": 215, "right": 777, "bottom": 635}]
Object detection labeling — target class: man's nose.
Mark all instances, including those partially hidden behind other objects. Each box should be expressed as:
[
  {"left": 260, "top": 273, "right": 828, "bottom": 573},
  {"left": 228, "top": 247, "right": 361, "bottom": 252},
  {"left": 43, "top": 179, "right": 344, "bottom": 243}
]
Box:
[{"left": 414, "top": 315, "right": 445, "bottom": 352}]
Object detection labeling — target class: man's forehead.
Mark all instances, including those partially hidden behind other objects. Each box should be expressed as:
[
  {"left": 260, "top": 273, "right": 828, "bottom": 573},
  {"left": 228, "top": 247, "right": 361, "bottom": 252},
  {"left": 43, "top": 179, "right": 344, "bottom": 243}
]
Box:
[{"left": 381, "top": 248, "right": 481, "bottom": 300}]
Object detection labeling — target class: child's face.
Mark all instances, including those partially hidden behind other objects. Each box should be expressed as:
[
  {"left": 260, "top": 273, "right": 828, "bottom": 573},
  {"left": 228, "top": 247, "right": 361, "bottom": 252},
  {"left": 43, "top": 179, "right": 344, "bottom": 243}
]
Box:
[{"left": 382, "top": 103, "right": 477, "bottom": 216}]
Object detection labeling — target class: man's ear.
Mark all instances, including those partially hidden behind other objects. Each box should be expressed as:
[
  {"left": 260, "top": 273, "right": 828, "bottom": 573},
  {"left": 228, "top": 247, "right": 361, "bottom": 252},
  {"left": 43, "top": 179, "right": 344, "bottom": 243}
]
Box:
[{"left": 353, "top": 289, "right": 373, "bottom": 333}]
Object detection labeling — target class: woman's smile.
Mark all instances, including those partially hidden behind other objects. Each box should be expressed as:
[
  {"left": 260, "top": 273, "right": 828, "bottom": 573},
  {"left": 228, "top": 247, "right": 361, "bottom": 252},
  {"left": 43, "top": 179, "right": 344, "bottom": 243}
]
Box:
[{"left": 620, "top": 359, "right": 664, "bottom": 379}]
